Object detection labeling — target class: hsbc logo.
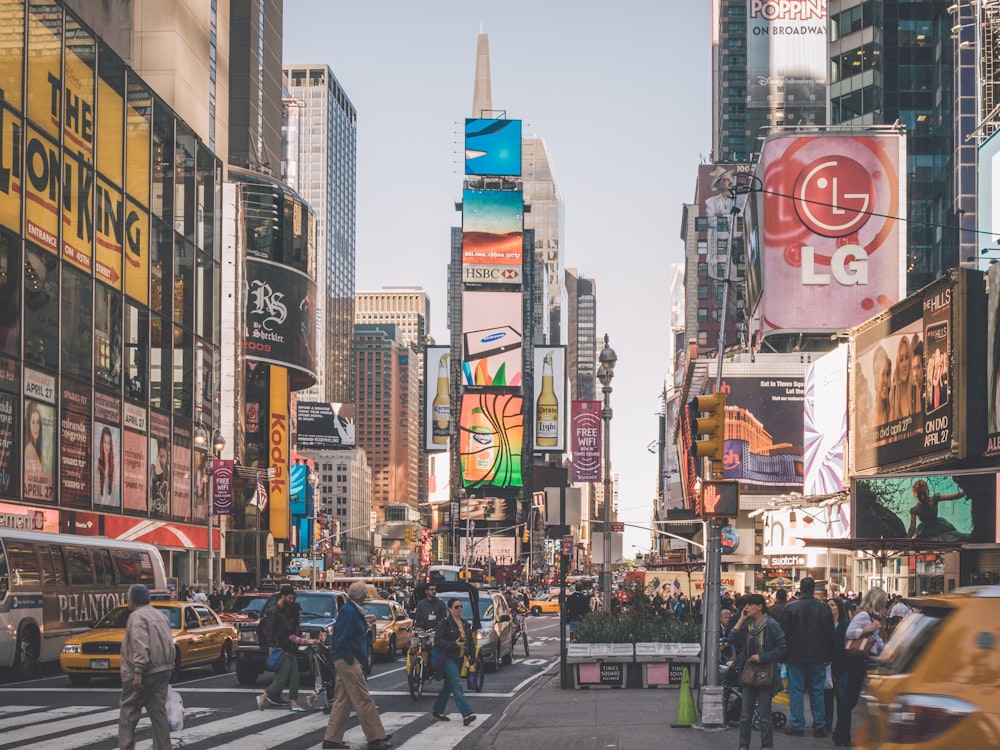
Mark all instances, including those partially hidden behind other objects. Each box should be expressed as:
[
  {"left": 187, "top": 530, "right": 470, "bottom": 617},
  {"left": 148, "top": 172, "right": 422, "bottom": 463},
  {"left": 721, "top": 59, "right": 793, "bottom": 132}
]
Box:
[{"left": 463, "top": 266, "right": 521, "bottom": 283}]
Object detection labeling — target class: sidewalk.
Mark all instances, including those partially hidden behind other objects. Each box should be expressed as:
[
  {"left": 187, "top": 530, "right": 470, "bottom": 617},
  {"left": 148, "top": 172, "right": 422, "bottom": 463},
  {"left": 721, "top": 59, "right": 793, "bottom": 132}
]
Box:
[{"left": 479, "top": 666, "right": 841, "bottom": 750}]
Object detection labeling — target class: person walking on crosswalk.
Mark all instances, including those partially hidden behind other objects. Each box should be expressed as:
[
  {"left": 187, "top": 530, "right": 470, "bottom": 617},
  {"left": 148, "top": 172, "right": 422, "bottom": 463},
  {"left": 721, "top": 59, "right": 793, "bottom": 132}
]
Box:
[
  {"left": 119, "top": 584, "right": 174, "bottom": 750},
  {"left": 431, "top": 598, "right": 477, "bottom": 726}
]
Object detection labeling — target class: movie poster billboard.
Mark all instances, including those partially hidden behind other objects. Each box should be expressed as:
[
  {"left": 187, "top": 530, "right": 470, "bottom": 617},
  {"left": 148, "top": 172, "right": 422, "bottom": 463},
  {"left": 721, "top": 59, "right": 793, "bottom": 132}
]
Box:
[
  {"left": 0, "top": 391, "right": 15, "bottom": 498},
  {"left": 93, "top": 391, "right": 121, "bottom": 509},
  {"left": 720, "top": 372, "right": 805, "bottom": 492},
  {"left": 571, "top": 400, "right": 602, "bottom": 482},
  {"left": 465, "top": 119, "right": 522, "bottom": 176},
  {"left": 851, "top": 269, "right": 986, "bottom": 473},
  {"left": 149, "top": 411, "right": 170, "bottom": 517},
  {"left": 23, "top": 368, "right": 56, "bottom": 502},
  {"left": 751, "top": 133, "right": 907, "bottom": 336},
  {"left": 426, "top": 346, "right": 452, "bottom": 451},
  {"left": 122, "top": 427, "right": 147, "bottom": 513},
  {"left": 747, "top": 0, "right": 827, "bottom": 116},
  {"left": 804, "top": 345, "right": 847, "bottom": 495},
  {"left": 987, "top": 263, "right": 1000, "bottom": 455},
  {"left": 60, "top": 380, "right": 91, "bottom": 509},
  {"left": 461, "top": 291, "right": 522, "bottom": 387},
  {"left": 532, "top": 346, "right": 566, "bottom": 452},
  {"left": 462, "top": 189, "right": 523, "bottom": 275},
  {"left": 853, "top": 471, "right": 998, "bottom": 544},
  {"left": 459, "top": 392, "right": 523, "bottom": 489},
  {"left": 245, "top": 259, "right": 317, "bottom": 388},
  {"left": 698, "top": 164, "right": 750, "bottom": 282},
  {"left": 172, "top": 425, "right": 191, "bottom": 521},
  {"left": 296, "top": 402, "right": 356, "bottom": 449}
]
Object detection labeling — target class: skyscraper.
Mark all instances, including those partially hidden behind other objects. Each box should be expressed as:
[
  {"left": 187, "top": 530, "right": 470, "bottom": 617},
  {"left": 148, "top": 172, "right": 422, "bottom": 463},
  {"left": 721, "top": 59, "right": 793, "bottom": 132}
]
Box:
[
  {"left": 565, "top": 268, "right": 597, "bottom": 401},
  {"left": 283, "top": 64, "right": 358, "bottom": 404}
]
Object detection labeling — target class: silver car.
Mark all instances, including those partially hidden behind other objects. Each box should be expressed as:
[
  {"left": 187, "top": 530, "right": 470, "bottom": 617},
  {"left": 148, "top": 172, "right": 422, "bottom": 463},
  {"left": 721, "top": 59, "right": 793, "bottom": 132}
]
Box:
[{"left": 447, "top": 590, "right": 514, "bottom": 672}]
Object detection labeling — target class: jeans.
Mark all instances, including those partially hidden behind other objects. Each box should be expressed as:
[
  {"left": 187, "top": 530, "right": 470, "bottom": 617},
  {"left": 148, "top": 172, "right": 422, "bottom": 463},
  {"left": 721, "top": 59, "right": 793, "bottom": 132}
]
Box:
[
  {"left": 786, "top": 662, "right": 826, "bottom": 731},
  {"left": 738, "top": 685, "right": 773, "bottom": 749},
  {"left": 432, "top": 657, "right": 473, "bottom": 717},
  {"left": 833, "top": 656, "right": 869, "bottom": 745},
  {"left": 265, "top": 649, "right": 300, "bottom": 702},
  {"left": 825, "top": 670, "right": 848, "bottom": 731}
]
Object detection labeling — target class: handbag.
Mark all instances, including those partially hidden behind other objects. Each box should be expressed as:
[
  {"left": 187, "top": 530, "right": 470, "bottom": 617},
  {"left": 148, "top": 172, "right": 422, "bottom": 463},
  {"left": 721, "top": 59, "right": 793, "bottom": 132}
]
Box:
[
  {"left": 430, "top": 645, "right": 446, "bottom": 674},
  {"left": 845, "top": 636, "right": 876, "bottom": 657},
  {"left": 265, "top": 647, "right": 285, "bottom": 672},
  {"left": 739, "top": 658, "right": 775, "bottom": 689}
]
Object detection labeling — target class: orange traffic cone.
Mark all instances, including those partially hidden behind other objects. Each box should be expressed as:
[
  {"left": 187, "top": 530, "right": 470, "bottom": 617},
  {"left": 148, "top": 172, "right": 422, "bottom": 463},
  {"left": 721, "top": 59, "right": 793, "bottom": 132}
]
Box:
[{"left": 671, "top": 667, "right": 697, "bottom": 728}]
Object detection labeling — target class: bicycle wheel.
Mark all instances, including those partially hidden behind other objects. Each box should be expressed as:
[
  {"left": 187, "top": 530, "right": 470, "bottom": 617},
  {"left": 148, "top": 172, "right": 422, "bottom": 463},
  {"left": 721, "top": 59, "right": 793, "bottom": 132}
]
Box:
[
  {"left": 471, "top": 654, "right": 485, "bottom": 693},
  {"left": 521, "top": 628, "right": 530, "bottom": 657},
  {"left": 407, "top": 653, "right": 424, "bottom": 699}
]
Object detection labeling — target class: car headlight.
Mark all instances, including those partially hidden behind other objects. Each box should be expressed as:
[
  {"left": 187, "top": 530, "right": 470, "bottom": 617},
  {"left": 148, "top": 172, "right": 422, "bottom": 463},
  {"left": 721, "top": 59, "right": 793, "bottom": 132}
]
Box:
[
  {"left": 239, "top": 630, "right": 259, "bottom": 645},
  {"left": 62, "top": 644, "right": 81, "bottom": 654},
  {"left": 375, "top": 631, "right": 388, "bottom": 639}
]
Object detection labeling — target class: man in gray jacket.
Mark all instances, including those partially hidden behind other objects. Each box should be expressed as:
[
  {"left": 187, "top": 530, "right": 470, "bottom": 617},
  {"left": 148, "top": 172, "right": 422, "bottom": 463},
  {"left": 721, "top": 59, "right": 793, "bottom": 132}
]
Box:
[{"left": 119, "top": 583, "right": 174, "bottom": 750}]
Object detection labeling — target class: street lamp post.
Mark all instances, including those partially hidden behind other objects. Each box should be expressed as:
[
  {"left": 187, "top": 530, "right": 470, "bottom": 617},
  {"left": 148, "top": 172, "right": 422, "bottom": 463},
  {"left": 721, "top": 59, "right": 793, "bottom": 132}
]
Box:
[
  {"left": 194, "top": 426, "right": 226, "bottom": 597},
  {"left": 597, "top": 334, "right": 617, "bottom": 614},
  {"left": 307, "top": 471, "right": 320, "bottom": 589}
]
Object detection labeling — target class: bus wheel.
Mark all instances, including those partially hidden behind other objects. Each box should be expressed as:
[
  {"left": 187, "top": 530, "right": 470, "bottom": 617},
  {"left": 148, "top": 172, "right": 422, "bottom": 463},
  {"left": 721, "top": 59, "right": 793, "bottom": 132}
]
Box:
[{"left": 13, "top": 627, "right": 39, "bottom": 679}]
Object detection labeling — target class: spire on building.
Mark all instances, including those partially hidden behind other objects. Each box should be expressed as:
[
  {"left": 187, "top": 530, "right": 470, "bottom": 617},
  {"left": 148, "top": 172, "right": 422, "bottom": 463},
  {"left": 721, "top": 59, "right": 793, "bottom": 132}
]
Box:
[{"left": 472, "top": 32, "right": 492, "bottom": 117}]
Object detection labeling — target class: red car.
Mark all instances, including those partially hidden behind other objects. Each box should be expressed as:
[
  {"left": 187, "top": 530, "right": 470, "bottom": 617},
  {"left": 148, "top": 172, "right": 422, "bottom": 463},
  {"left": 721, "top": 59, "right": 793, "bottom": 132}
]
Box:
[{"left": 218, "top": 594, "right": 270, "bottom": 624}]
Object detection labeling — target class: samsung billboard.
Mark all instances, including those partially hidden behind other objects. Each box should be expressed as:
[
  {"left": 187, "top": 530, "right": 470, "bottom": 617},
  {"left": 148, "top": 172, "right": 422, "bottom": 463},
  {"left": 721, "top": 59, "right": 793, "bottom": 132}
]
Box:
[{"left": 461, "top": 291, "right": 523, "bottom": 388}]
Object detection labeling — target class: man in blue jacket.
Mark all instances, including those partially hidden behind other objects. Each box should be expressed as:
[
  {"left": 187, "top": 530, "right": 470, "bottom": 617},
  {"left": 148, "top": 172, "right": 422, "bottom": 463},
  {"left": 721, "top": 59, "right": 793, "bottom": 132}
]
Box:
[
  {"left": 780, "top": 577, "right": 834, "bottom": 738},
  {"left": 322, "top": 582, "right": 392, "bottom": 750}
]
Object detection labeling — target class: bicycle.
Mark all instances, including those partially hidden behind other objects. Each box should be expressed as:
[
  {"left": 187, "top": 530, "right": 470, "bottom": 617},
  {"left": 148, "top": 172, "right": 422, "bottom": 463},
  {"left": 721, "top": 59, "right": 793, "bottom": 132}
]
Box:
[
  {"left": 511, "top": 609, "right": 529, "bottom": 657},
  {"left": 305, "top": 640, "right": 335, "bottom": 713},
  {"left": 405, "top": 628, "right": 436, "bottom": 699}
]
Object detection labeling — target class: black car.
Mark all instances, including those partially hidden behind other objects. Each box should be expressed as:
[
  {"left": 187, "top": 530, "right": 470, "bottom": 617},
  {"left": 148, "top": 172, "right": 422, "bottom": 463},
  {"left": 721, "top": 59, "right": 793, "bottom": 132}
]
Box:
[{"left": 234, "top": 589, "right": 376, "bottom": 685}]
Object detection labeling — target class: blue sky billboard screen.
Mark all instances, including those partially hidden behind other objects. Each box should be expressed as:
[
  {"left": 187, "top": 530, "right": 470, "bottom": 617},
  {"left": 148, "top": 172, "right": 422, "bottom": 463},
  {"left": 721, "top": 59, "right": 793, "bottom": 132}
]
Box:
[
  {"left": 465, "top": 118, "right": 522, "bottom": 176},
  {"left": 462, "top": 189, "right": 523, "bottom": 268}
]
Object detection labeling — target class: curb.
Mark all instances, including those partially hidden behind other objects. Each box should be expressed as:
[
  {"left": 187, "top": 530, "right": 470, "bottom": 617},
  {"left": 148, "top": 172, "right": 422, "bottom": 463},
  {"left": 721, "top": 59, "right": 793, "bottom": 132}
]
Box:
[{"left": 477, "top": 662, "right": 561, "bottom": 749}]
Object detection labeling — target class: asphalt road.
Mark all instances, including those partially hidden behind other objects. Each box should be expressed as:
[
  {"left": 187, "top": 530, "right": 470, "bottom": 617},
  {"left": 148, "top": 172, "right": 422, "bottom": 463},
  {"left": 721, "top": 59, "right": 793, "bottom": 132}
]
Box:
[{"left": 0, "top": 615, "right": 563, "bottom": 750}]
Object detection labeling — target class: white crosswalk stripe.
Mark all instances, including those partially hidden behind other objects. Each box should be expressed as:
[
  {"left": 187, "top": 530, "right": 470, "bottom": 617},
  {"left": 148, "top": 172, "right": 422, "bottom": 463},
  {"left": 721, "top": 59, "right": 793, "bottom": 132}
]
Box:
[{"left": 392, "top": 713, "right": 490, "bottom": 750}]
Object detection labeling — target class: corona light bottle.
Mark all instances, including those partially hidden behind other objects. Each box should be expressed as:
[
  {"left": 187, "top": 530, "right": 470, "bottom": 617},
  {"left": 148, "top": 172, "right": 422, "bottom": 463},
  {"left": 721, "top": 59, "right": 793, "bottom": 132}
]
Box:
[
  {"left": 536, "top": 350, "right": 559, "bottom": 446},
  {"left": 465, "top": 406, "right": 495, "bottom": 481},
  {"left": 432, "top": 353, "right": 450, "bottom": 444}
]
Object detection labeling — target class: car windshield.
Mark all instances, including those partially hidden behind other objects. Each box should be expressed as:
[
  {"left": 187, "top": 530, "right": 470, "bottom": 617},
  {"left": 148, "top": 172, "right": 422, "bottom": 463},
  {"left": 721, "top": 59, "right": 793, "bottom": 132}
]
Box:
[
  {"left": 296, "top": 594, "right": 335, "bottom": 618},
  {"left": 226, "top": 595, "right": 266, "bottom": 612},
  {"left": 152, "top": 604, "right": 182, "bottom": 629},
  {"left": 873, "top": 607, "right": 951, "bottom": 675},
  {"left": 478, "top": 599, "right": 495, "bottom": 620},
  {"left": 365, "top": 603, "right": 393, "bottom": 620},
  {"left": 94, "top": 606, "right": 130, "bottom": 629}
]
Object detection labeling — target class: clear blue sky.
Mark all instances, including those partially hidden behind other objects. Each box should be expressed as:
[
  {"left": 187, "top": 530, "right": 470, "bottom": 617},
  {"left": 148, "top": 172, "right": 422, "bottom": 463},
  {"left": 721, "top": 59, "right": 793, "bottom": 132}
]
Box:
[{"left": 283, "top": 1, "right": 712, "bottom": 555}]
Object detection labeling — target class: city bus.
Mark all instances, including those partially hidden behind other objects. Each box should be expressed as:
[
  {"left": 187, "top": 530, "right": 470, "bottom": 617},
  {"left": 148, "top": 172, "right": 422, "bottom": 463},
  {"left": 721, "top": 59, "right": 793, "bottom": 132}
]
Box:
[{"left": 0, "top": 529, "right": 169, "bottom": 678}]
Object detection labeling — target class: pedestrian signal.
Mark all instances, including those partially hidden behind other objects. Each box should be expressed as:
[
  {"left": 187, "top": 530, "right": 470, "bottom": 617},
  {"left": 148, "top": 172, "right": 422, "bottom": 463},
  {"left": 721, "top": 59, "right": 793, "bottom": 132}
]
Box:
[{"left": 700, "top": 479, "right": 739, "bottom": 517}]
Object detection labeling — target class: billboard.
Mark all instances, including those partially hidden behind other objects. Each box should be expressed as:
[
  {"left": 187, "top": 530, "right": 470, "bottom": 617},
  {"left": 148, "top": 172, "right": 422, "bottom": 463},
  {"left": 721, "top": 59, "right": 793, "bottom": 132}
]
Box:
[
  {"left": 425, "top": 346, "right": 451, "bottom": 451},
  {"left": 699, "top": 164, "right": 750, "bottom": 281},
  {"left": 427, "top": 451, "right": 450, "bottom": 504},
  {"left": 296, "top": 402, "right": 355, "bottom": 449},
  {"left": 763, "top": 505, "right": 851, "bottom": 556},
  {"left": 245, "top": 259, "right": 318, "bottom": 390},
  {"left": 532, "top": 346, "right": 566, "bottom": 452},
  {"left": 465, "top": 118, "right": 522, "bottom": 177},
  {"left": 459, "top": 392, "right": 523, "bottom": 489},
  {"left": 461, "top": 291, "right": 523, "bottom": 387},
  {"left": 462, "top": 189, "right": 523, "bottom": 268},
  {"left": 804, "top": 345, "right": 847, "bottom": 495},
  {"left": 852, "top": 471, "right": 998, "bottom": 544},
  {"left": 571, "top": 400, "right": 602, "bottom": 482},
  {"left": 747, "top": 0, "right": 827, "bottom": 118},
  {"left": 721, "top": 373, "right": 804, "bottom": 492},
  {"left": 459, "top": 496, "right": 514, "bottom": 523},
  {"left": 23, "top": 369, "right": 56, "bottom": 502},
  {"left": 851, "top": 269, "right": 986, "bottom": 473},
  {"left": 93, "top": 391, "right": 121, "bottom": 510},
  {"left": 60, "top": 380, "right": 91, "bottom": 510},
  {"left": 749, "top": 133, "right": 907, "bottom": 336},
  {"left": 988, "top": 263, "right": 1000, "bottom": 454}
]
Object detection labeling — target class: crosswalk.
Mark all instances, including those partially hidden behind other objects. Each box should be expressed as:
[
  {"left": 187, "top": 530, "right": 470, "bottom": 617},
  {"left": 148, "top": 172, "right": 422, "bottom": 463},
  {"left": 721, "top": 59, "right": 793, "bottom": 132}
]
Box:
[{"left": 0, "top": 705, "right": 489, "bottom": 750}]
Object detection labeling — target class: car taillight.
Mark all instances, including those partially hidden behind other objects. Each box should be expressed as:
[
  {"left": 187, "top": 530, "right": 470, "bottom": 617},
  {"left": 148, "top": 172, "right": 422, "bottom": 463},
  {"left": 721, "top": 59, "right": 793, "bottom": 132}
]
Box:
[{"left": 886, "top": 694, "right": 975, "bottom": 743}]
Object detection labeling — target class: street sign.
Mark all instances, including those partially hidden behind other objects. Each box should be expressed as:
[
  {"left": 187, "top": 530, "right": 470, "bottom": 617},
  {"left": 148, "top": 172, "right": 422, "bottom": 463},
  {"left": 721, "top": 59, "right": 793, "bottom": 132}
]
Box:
[{"left": 610, "top": 521, "right": 624, "bottom": 532}]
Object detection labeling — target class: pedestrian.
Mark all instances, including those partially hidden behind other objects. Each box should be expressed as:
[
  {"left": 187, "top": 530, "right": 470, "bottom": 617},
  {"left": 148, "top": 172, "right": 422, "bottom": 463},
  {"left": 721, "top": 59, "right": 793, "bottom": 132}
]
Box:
[
  {"left": 565, "top": 584, "right": 590, "bottom": 640},
  {"left": 824, "top": 597, "right": 848, "bottom": 737},
  {"left": 412, "top": 583, "right": 448, "bottom": 631},
  {"left": 833, "top": 588, "right": 887, "bottom": 747},
  {"left": 255, "top": 585, "right": 315, "bottom": 711},
  {"left": 726, "top": 593, "right": 786, "bottom": 750},
  {"left": 192, "top": 586, "right": 207, "bottom": 605},
  {"left": 431, "top": 597, "right": 477, "bottom": 726},
  {"left": 322, "top": 582, "right": 392, "bottom": 750},
  {"left": 119, "top": 584, "right": 174, "bottom": 750},
  {"left": 768, "top": 588, "right": 788, "bottom": 623},
  {"left": 780, "top": 577, "right": 834, "bottom": 737}
]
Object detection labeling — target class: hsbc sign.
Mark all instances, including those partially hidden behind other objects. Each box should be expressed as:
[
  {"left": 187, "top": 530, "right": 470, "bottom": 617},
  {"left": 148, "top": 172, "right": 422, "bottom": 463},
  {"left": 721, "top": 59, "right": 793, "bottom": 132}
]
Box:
[{"left": 463, "top": 264, "right": 521, "bottom": 285}]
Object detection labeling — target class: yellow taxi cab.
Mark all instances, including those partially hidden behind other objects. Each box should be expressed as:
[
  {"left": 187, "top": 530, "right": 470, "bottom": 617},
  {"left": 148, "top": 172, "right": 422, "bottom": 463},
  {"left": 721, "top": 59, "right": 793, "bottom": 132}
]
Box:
[
  {"left": 855, "top": 586, "right": 1000, "bottom": 749},
  {"left": 527, "top": 593, "right": 560, "bottom": 616},
  {"left": 365, "top": 598, "right": 412, "bottom": 659},
  {"left": 60, "top": 600, "right": 238, "bottom": 685}
]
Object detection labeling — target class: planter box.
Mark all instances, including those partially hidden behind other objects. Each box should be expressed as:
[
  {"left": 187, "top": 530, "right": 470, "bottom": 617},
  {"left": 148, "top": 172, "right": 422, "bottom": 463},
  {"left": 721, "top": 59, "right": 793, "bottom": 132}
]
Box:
[
  {"left": 634, "top": 643, "right": 701, "bottom": 689},
  {"left": 567, "top": 643, "right": 701, "bottom": 689},
  {"left": 567, "top": 643, "right": 633, "bottom": 690}
]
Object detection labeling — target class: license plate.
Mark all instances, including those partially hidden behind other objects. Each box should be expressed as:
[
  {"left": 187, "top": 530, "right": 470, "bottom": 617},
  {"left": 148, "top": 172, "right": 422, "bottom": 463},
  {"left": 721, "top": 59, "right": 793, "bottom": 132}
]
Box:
[{"left": 90, "top": 659, "right": 110, "bottom": 670}]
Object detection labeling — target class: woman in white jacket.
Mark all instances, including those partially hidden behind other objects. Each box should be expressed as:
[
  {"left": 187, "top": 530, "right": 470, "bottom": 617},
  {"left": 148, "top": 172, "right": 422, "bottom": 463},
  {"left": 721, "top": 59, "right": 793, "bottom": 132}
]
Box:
[{"left": 833, "top": 587, "right": 887, "bottom": 747}]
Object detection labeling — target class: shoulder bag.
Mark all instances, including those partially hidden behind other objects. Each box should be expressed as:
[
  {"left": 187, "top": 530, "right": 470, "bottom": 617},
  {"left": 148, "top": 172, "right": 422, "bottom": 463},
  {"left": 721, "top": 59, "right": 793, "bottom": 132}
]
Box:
[
  {"left": 845, "top": 635, "right": 876, "bottom": 657},
  {"left": 739, "top": 658, "right": 775, "bottom": 689},
  {"left": 265, "top": 646, "right": 285, "bottom": 672}
]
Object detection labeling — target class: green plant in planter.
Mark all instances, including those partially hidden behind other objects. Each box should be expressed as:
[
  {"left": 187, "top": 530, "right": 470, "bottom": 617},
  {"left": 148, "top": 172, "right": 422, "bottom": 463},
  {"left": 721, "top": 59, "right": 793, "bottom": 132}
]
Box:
[{"left": 576, "top": 587, "right": 701, "bottom": 644}]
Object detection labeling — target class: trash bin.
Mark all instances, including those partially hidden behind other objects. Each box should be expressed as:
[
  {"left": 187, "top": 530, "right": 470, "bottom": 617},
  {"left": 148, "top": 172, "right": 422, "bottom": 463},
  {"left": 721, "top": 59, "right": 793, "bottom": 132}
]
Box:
[
  {"left": 634, "top": 643, "right": 701, "bottom": 689},
  {"left": 567, "top": 643, "right": 633, "bottom": 689}
]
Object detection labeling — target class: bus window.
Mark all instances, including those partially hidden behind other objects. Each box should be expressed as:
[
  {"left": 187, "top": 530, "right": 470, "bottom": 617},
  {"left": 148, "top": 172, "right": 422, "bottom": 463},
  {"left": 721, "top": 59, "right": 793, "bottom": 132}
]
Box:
[
  {"left": 38, "top": 544, "right": 67, "bottom": 587},
  {"left": 112, "top": 549, "right": 139, "bottom": 585},
  {"left": 0, "top": 541, "right": 8, "bottom": 598},
  {"left": 6, "top": 541, "right": 41, "bottom": 588},
  {"left": 93, "top": 548, "right": 113, "bottom": 587},
  {"left": 136, "top": 552, "right": 155, "bottom": 586},
  {"left": 64, "top": 546, "right": 94, "bottom": 587}
]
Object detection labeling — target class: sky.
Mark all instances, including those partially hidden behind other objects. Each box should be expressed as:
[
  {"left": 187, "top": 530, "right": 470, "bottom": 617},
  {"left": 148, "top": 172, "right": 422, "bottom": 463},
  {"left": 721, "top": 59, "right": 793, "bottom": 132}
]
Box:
[{"left": 283, "top": 1, "right": 713, "bottom": 556}]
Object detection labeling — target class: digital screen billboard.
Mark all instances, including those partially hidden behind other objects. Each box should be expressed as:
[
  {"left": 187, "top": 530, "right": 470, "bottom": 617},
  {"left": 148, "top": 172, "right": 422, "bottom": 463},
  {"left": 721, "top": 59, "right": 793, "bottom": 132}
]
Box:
[
  {"left": 747, "top": 1, "right": 827, "bottom": 116},
  {"left": 296, "top": 402, "right": 356, "bottom": 449},
  {"left": 465, "top": 118, "right": 522, "bottom": 176},
  {"left": 988, "top": 263, "right": 1000, "bottom": 455},
  {"left": 425, "top": 346, "right": 451, "bottom": 451},
  {"left": 752, "top": 133, "right": 907, "bottom": 336},
  {"left": 60, "top": 380, "right": 91, "bottom": 510},
  {"left": 853, "top": 471, "right": 998, "bottom": 544},
  {"left": 459, "top": 392, "right": 523, "bottom": 489},
  {"left": 462, "top": 189, "right": 523, "bottom": 267},
  {"left": 721, "top": 373, "right": 804, "bottom": 492},
  {"left": 804, "top": 345, "right": 847, "bottom": 495},
  {"left": 532, "top": 346, "right": 566, "bottom": 452},
  {"left": 461, "top": 291, "right": 522, "bottom": 387},
  {"left": 851, "top": 269, "right": 986, "bottom": 473},
  {"left": 571, "top": 400, "right": 602, "bottom": 482},
  {"left": 23, "top": 368, "right": 56, "bottom": 503}
]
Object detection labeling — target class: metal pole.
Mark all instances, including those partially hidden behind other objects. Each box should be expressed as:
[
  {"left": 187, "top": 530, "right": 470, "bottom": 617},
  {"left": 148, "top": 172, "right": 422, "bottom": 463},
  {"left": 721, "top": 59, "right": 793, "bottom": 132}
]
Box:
[
  {"left": 559, "top": 488, "right": 568, "bottom": 689},
  {"left": 601, "top": 379, "right": 613, "bottom": 613}
]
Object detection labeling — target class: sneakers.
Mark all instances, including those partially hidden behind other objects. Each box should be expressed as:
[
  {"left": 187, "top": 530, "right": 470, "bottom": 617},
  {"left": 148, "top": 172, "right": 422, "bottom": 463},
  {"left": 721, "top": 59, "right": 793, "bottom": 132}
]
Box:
[{"left": 463, "top": 714, "right": 477, "bottom": 726}]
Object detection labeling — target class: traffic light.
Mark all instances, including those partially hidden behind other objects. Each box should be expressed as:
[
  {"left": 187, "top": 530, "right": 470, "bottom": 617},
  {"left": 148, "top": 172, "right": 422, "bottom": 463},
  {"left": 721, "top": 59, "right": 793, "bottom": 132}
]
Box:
[
  {"left": 522, "top": 525, "right": 530, "bottom": 544},
  {"left": 404, "top": 526, "right": 415, "bottom": 543},
  {"left": 700, "top": 479, "right": 739, "bottom": 517},
  {"left": 690, "top": 392, "right": 726, "bottom": 478}
]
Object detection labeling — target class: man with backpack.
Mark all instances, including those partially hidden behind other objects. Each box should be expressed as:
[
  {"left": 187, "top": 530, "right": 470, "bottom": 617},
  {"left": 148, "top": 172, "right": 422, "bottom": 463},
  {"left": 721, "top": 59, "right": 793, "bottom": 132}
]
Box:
[{"left": 565, "top": 584, "right": 591, "bottom": 640}]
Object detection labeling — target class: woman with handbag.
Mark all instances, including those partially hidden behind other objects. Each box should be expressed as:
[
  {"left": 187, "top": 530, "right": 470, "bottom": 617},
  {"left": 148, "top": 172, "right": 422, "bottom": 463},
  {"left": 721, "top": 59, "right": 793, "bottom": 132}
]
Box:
[
  {"left": 430, "top": 598, "right": 477, "bottom": 726},
  {"left": 833, "top": 587, "right": 887, "bottom": 747},
  {"left": 824, "top": 598, "right": 849, "bottom": 738},
  {"left": 726, "top": 593, "right": 786, "bottom": 750}
]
